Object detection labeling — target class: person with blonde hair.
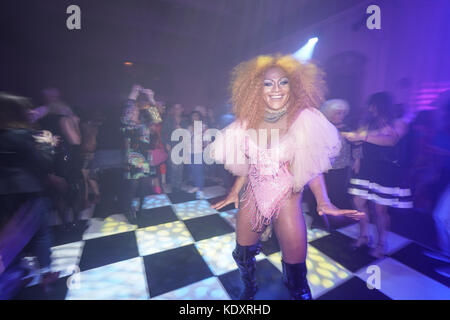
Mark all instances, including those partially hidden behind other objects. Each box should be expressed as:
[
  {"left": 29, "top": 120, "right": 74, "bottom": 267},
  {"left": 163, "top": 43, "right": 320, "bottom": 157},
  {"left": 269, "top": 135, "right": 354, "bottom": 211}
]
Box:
[
  {"left": 210, "top": 55, "right": 364, "bottom": 300},
  {"left": 305, "top": 99, "right": 362, "bottom": 230},
  {"left": 321, "top": 99, "right": 349, "bottom": 122}
]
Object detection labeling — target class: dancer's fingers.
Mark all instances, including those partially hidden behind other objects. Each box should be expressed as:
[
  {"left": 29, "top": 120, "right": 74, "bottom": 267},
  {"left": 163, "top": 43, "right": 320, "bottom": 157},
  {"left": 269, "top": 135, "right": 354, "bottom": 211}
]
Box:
[
  {"left": 319, "top": 207, "right": 366, "bottom": 220},
  {"left": 335, "top": 210, "right": 358, "bottom": 216},
  {"left": 321, "top": 209, "right": 358, "bottom": 216},
  {"left": 337, "top": 209, "right": 358, "bottom": 214},
  {"left": 212, "top": 201, "right": 225, "bottom": 210},
  {"left": 350, "top": 211, "right": 366, "bottom": 219},
  {"left": 215, "top": 203, "right": 226, "bottom": 210},
  {"left": 344, "top": 211, "right": 366, "bottom": 220}
]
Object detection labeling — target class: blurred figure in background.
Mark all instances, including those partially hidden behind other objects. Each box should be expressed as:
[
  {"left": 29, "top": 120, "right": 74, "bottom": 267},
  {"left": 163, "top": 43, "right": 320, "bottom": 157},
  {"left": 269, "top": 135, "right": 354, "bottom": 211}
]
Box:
[
  {"left": 38, "top": 89, "right": 84, "bottom": 229},
  {"left": 343, "top": 92, "right": 413, "bottom": 258},
  {"left": 305, "top": 99, "right": 362, "bottom": 230},
  {"left": 89, "top": 106, "right": 124, "bottom": 219},
  {"left": 121, "top": 85, "right": 156, "bottom": 224},
  {"left": 144, "top": 99, "right": 166, "bottom": 195},
  {"left": 194, "top": 105, "right": 208, "bottom": 125},
  {"left": 216, "top": 104, "right": 236, "bottom": 189},
  {"left": 154, "top": 101, "right": 169, "bottom": 192},
  {"left": 187, "top": 111, "right": 207, "bottom": 199},
  {"left": 423, "top": 91, "right": 450, "bottom": 277},
  {"left": 36, "top": 88, "right": 78, "bottom": 123},
  {"left": 204, "top": 107, "right": 221, "bottom": 184},
  {"left": 0, "top": 93, "right": 59, "bottom": 292},
  {"left": 206, "top": 106, "right": 218, "bottom": 129},
  {"left": 162, "top": 103, "right": 188, "bottom": 192},
  {"left": 79, "top": 107, "right": 101, "bottom": 207},
  {"left": 218, "top": 104, "right": 236, "bottom": 129},
  {"left": 409, "top": 109, "right": 442, "bottom": 214}
]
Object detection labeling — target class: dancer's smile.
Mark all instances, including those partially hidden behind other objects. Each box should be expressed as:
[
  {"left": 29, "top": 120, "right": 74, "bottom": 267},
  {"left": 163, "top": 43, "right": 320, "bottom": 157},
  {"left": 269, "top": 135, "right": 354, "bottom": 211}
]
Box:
[{"left": 263, "top": 67, "right": 290, "bottom": 111}]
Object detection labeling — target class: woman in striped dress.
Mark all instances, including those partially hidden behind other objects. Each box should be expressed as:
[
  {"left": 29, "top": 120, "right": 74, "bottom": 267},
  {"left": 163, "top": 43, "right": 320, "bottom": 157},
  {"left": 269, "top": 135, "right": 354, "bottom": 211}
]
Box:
[{"left": 342, "top": 92, "right": 413, "bottom": 258}]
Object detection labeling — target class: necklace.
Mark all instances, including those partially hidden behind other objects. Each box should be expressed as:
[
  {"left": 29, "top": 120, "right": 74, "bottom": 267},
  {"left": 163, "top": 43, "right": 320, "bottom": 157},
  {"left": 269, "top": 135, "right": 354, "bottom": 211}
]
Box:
[{"left": 264, "top": 106, "right": 287, "bottom": 123}]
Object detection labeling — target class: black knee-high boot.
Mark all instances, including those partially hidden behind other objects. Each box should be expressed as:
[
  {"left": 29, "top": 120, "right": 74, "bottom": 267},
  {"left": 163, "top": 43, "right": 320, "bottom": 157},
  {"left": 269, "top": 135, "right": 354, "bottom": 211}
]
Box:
[
  {"left": 232, "top": 243, "right": 261, "bottom": 300},
  {"left": 282, "top": 260, "right": 312, "bottom": 300}
]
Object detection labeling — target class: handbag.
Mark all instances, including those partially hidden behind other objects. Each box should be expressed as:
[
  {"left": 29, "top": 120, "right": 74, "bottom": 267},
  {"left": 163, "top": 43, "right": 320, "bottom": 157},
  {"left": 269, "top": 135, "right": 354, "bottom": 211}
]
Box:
[{"left": 150, "top": 148, "right": 168, "bottom": 166}]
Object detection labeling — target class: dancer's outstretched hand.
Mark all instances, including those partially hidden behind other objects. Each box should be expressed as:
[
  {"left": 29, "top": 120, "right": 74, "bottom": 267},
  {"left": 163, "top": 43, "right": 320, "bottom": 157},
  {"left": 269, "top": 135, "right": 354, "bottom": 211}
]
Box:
[
  {"left": 318, "top": 202, "right": 366, "bottom": 220},
  {"left": 212, "top": 192, "right": 239, "bottom": 210}
]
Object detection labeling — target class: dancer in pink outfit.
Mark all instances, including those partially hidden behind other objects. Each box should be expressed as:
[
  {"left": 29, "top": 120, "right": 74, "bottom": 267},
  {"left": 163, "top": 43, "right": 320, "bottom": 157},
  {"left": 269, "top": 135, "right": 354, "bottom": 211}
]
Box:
[{"left": 210, "top": 55, "right": 364, "bottom": 300}]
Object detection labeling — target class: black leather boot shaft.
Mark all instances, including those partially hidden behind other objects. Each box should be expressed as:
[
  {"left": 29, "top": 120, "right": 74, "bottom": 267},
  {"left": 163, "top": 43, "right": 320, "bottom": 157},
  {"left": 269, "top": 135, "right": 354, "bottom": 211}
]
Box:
[
  {"left": 282, "top": 260, "right": 312, "bottom": 300},
  {"left": 232, "top": 242, "right": 261, "bottom": 300}
]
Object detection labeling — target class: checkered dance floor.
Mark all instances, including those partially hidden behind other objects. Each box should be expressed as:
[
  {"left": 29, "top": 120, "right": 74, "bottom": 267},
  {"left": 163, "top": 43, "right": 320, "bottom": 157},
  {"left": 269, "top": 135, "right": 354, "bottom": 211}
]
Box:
[{"left": 15, "top": 185, "right": 450, "bottom": 300}]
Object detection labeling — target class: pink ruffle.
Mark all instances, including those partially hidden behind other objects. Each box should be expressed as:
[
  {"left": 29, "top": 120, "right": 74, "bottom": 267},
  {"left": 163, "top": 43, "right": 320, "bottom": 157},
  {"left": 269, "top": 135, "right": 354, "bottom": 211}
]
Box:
[
  {"left": 288, "top": 108, "right": 341, "bottom": 192},
  {"left": 209, "top": 120, "right": 249, "bottom": 176}
]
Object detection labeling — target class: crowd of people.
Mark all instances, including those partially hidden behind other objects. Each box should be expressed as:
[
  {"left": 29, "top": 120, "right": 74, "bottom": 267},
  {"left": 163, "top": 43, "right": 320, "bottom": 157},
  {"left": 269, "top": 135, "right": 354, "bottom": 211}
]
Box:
[
  {"left": 305, "top": 91, "right": 450, "bottom": 272},
  {"left": 119, "top": 85, "right": 231, "bottom": 223},
  {"left": 0, "top": 64, "right": 449, "bottom": 297},
  {"left": 0, "top": 84, "right": 232, "bottom": 295},
  {"left": 303, "top": 91, "right": 449, "bottom": 269}
]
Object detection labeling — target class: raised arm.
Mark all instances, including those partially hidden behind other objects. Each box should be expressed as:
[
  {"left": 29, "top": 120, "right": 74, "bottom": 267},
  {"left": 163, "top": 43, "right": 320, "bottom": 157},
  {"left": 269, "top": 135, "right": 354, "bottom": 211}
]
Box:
[
  {"left": 342, "top": 123, "right": 407, "bottom": 147},
  {"left": 128, "top": 84, "right": 142, "bottom": 101},
  {"left": 365, "top": 125, "right": 400, "bottom": 146},
  {"left": 60, "top": 116, "right": 81, "bottom": 145}
]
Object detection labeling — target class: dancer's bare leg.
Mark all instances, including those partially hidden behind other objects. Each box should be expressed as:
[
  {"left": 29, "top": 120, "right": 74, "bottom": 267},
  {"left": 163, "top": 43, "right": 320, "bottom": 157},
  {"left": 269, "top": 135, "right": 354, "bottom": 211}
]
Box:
[
  {"left": 272, "top": 192, "right": 312, "bottom": 300},
  {"left": 272, "top": 193, "right": 307, "bottom": 264},
  {"left": 235, "top": 197, "right": 261, "bottom": 246}
]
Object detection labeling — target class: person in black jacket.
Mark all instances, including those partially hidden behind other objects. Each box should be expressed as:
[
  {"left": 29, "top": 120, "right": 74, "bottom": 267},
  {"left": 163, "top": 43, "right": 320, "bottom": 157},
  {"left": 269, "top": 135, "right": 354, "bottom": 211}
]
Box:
[
  {"left": 38, "top": 91, "right": 84, "bottom": 230},
  {"left": 0, "top": 93, "right": 59, "bottom": 291}
]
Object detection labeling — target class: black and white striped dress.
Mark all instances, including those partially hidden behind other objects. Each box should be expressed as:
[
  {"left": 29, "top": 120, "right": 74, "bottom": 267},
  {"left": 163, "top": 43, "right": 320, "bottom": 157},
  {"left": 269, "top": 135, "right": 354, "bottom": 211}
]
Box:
[{"left": 348, "top": 141, "right": 413, "bottom": 209}]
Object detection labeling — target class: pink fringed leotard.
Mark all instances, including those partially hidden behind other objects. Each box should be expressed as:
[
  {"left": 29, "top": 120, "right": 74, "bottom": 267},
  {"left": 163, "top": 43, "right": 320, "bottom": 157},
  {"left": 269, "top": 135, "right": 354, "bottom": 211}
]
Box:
[{"left": 210, "top": 108, "right": 341, "bottom": 232}]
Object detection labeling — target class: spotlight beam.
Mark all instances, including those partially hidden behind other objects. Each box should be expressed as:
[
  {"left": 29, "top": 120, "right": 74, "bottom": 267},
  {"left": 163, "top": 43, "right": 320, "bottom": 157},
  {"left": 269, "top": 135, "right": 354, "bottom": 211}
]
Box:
[{"left": 293, "top": 37, "right": 319, "bottom": 62}]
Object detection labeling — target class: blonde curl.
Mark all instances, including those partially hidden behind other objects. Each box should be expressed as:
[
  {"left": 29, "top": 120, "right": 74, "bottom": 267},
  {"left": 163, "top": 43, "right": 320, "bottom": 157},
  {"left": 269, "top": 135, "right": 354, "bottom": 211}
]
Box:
[{"left": 230, "top": 54, "right": 326, "bottom": 129}]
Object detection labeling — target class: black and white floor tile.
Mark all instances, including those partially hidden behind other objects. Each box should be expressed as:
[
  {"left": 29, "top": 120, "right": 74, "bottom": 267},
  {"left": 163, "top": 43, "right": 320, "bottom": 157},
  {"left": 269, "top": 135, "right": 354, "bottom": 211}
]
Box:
[{"left": 14, "top": 187, "right": 450, "bottom": 300}]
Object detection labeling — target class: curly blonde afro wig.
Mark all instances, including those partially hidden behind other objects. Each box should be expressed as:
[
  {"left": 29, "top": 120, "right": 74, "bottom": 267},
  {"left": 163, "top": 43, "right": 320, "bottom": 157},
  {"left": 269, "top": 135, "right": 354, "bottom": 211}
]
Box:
[{"left": 230, "top": 54, "right": 326, "bottom": 129}]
